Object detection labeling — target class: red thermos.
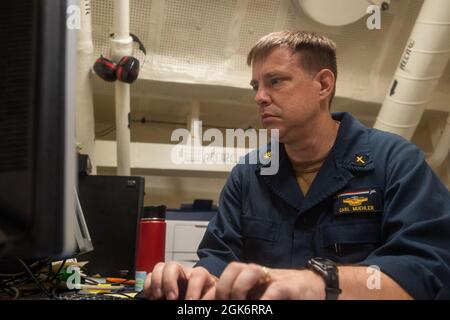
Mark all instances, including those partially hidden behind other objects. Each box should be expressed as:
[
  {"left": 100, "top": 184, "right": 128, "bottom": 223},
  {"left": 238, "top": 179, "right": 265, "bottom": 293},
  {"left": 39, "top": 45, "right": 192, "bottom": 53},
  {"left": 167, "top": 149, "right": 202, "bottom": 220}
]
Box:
[{"left": 135, "top": 205, "right": 166, "bottom": 291}]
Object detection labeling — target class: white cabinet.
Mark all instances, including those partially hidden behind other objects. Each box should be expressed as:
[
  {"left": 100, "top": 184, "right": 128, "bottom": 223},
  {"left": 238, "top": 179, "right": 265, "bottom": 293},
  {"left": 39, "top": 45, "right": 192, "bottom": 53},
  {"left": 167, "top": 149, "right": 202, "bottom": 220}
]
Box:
[{"left": 165, "top": 220, "right": 209, "bottom": 267}]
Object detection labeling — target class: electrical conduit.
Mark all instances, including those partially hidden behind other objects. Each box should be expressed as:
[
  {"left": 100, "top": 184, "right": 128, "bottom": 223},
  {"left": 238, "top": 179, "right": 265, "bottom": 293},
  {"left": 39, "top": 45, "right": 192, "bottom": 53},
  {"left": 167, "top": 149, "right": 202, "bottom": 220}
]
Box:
[
  {"left": 373, "top": 0, "right": 450, "bottom": 140},
  {"left": 111, "top": 0, "right": 133, "bottom": 175}
]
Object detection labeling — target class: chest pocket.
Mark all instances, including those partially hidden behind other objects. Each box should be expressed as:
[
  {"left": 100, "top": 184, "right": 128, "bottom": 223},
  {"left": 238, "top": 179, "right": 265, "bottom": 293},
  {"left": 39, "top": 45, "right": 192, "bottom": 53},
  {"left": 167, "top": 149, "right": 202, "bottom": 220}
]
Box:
[
  {"left": 241, "top": 216, "right": 281, "bottom": 267},
  {"left": 318, "top": 219, "right": 381, "bottom": 263}
]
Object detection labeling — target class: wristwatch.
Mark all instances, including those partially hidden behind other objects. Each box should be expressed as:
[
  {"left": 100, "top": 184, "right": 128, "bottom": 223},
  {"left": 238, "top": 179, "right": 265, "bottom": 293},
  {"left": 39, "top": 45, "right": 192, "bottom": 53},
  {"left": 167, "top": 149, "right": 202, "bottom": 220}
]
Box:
[{"left": 307, "top": 257, "right": 342, "bottom": 300}]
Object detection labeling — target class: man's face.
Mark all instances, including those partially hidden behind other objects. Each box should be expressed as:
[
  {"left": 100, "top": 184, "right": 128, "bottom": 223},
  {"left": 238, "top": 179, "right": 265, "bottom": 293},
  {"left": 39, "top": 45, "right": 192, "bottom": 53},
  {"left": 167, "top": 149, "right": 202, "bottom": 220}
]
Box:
[{"left": 250, "top": 47, "right": 322, "bottom": 144}]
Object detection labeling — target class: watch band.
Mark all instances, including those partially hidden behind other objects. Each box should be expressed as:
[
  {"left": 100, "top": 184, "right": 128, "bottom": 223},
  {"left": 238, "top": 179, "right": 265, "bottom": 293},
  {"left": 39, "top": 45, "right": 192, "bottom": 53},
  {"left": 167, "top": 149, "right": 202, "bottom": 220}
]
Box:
[{"left": 307, "top": 257, "right": 342, "bottom": 300}]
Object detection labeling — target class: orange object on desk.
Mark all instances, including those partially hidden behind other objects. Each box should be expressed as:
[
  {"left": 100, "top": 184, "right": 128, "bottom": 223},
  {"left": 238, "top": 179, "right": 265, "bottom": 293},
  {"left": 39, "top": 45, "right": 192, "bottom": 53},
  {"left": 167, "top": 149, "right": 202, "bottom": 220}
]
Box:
[{"left": 106, "top": 277, "right": 135, "bottom": 285}]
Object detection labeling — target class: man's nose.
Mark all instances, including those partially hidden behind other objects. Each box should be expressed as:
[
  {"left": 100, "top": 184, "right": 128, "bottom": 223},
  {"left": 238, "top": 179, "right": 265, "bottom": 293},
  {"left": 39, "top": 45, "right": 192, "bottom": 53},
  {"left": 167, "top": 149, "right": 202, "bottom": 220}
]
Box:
[{"left": 254, "top": 87, "right": 271, "bottom": 107}]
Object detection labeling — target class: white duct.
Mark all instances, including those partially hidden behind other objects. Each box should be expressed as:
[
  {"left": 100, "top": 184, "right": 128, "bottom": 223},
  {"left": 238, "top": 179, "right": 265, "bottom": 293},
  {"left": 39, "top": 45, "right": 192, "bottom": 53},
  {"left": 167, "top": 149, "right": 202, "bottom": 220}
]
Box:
[
  {"left": 427, "top": 114, "right": 450, "bottom": 169},
  {"left": 374, "top": 0, "right": 450, "bottom": 140},
  {"left": 76, "top": 0, "right": 97, "bottom": 173},
  {"left": 111, "top": 0, "right": 133, "bottom": 176}
]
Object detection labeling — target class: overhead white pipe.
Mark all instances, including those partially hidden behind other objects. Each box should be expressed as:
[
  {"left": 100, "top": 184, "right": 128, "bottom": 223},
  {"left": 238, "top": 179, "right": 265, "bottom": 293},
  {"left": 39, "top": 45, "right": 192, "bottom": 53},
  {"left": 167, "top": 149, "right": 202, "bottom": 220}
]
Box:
[
  {"left": 111, "top": 0, "right": 133, "bottom": 176},
  {"left": 76, "top": 0, "right": 96, "bottom": 173},
  {"left": 373, "top": 0, "right": 450, "bottom": 140},
  {"left": 427, "top": 113, "right": 450, "bottom": 169}
]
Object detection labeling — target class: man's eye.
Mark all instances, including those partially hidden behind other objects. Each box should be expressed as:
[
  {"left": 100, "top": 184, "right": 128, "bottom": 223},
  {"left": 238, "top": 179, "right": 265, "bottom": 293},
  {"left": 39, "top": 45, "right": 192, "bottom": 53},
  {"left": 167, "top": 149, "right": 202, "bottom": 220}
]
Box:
[
  {"left": 270, "top": 78, "right": 281, "bottom": 85},
  {"left": 251, "top": 85, "right": 258, "bottom": 91}
]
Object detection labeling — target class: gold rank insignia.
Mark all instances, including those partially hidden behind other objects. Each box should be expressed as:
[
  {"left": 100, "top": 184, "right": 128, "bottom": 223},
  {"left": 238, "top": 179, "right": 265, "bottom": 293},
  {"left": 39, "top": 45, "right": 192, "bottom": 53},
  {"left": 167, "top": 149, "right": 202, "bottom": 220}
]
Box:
[
  {"left": 343, "top": 196, "right": 368, "bottom": 207},
  {"left": 263, "top": 151, "right": 272, "bottom": 159},
  {"left": 354, "top": 154, "right": 366, "bottom": 166}
]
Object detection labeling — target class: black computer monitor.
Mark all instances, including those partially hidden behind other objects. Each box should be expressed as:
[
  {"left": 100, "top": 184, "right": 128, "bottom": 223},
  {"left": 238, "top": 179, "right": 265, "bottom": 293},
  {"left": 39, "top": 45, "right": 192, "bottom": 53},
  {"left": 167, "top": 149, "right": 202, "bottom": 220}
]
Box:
[{"left": 0, "top": 0, "right": 79, "bottom": 259}]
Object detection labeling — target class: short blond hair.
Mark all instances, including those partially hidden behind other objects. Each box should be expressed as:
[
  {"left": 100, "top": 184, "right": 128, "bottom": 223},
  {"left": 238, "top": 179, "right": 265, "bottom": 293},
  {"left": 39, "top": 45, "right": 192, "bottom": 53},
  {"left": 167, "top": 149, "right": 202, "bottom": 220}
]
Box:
[{"left": 247, "top": 30, "right": 337, "bottom": 102}]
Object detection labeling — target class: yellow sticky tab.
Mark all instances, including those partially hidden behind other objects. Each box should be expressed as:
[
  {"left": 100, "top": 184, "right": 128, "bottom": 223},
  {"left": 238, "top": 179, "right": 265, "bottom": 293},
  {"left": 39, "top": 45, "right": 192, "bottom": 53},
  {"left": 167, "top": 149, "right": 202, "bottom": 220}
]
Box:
[{"left": 88, "top": 284, "right": 113, "bottom": 294}]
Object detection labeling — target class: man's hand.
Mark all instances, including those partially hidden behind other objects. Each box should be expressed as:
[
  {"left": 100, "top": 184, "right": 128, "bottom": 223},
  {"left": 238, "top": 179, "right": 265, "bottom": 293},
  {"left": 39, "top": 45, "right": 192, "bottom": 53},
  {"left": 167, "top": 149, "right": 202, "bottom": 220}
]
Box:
[
  {"left": 143, "top": 261, "right": 217, "bottom": 300},
  {"left": 258, "top": 268, "right": 325, "bottom": 300},
  {"left": 215, "top": 262, "right": 325, "bottom": 300},
  {"left": 215, "top": 262, "right": 414, "bottom": 300}
]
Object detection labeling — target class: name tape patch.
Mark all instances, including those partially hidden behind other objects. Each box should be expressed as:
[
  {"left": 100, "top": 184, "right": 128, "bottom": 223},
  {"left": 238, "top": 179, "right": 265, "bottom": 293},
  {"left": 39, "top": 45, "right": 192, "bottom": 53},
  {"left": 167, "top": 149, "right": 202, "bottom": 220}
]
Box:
[{"left": 334, "top": 188, "right": 383, "bottom": 215}]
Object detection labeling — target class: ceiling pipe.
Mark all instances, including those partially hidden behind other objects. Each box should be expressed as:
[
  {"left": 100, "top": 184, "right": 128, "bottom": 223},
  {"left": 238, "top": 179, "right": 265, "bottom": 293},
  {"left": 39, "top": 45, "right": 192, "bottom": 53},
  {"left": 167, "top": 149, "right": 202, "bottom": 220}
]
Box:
[
  {"left": 111, "top": 0, "right": 133, "bottom": 176},
  {"left": 373, "top": 0, "right": 450, "bottom": 140}
]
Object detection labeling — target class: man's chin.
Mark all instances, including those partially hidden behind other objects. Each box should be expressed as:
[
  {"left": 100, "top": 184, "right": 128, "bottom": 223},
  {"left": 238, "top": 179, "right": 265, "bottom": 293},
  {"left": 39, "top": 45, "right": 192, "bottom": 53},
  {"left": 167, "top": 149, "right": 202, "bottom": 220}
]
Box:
[
  {"left": 266, "top": 127, "right": 284, "bottom": 142},
  {"left": 261, "top": 122, "right": 277, "bottom": 130}
]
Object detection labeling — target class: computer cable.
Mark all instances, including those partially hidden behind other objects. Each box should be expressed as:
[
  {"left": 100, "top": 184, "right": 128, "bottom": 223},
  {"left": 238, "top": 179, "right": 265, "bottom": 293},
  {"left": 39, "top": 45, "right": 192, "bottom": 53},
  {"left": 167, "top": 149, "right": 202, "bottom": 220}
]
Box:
[
  {"left": 16, "top": 257, "right": 52, "bottom": 298},
  {"left": 0, "top": 258, "right": 50, "bottom": 277},
  {"left": 0, "top": 285, "right": 20, "bottom": 300},
  {"left": 0, "top": 258, "right": 51, "bottom": 297},
  {"left": 0, "top": 271, "right": 26, "bottom": 277},
  {"left": 0, "top": 272, "right": 30, "bottom": 299},
  {"left": 1, "top": 275, "right": 29, "bottom": 288}
]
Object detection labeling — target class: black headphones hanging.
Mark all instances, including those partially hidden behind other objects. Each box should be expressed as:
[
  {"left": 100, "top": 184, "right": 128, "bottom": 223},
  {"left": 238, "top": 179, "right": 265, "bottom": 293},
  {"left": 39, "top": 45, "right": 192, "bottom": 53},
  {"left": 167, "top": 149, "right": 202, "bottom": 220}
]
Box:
[{"left": 93, "top": 33, "right": 147, "bottom": 84}]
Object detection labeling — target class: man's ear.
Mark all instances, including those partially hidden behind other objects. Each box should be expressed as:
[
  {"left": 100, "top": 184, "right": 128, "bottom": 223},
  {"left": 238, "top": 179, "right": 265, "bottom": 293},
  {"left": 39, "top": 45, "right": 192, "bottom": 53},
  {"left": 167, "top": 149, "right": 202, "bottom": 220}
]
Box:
[{"left": 315, "top": 69, "right": 335, "bottom": 103}]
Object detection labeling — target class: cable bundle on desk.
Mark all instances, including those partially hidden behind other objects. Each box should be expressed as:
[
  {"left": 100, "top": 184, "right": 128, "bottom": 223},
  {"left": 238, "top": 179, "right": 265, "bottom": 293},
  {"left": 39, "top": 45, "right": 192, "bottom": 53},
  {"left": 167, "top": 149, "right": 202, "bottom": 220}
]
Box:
[
  {"left": 0, "top": 257, "right": 54, "bottom": 299},
  {"left": 0, "top": 257, "right": 136, "bottom": 300}
]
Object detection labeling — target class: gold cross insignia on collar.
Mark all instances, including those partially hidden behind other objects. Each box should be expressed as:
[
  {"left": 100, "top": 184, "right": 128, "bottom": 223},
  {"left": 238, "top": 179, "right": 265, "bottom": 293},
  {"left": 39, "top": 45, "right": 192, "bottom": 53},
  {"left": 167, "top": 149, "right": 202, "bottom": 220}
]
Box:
[
  {"left": 355, "top": 154, "right": 366, "bottom": 165},
  {"left": 263, "top": 151, "right": 272, "bottom": 159}
]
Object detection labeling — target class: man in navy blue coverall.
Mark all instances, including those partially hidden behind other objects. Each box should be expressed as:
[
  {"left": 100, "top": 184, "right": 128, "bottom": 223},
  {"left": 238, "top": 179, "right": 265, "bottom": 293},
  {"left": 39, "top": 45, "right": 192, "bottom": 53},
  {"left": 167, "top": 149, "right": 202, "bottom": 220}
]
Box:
[{"left": 144, "top": 31, "right": 450, "bottom": 300}]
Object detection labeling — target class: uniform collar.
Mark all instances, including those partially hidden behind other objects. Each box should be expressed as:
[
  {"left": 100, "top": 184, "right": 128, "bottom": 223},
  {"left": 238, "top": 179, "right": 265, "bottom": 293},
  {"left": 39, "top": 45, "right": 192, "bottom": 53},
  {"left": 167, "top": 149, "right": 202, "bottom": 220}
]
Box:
[
  {"left": 255, "top": 112, "right": 374, "bottom": 213},
  {"left": 331, "top": 112, "right": 374, "bottom": 172},
  {"left": 256, "top": 143, "right": 304, "bottom": 210}
]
